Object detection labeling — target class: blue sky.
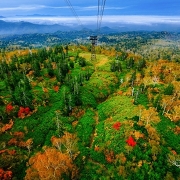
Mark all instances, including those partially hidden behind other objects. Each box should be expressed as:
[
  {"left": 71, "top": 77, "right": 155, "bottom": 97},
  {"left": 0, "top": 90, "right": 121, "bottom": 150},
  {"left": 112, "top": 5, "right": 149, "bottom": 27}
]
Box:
[
  {"left": 0, "top": 0, "right": 180, "bottom": 16},
  {"left": 0, "top": 0, "right": 180, "bottom": 26}
]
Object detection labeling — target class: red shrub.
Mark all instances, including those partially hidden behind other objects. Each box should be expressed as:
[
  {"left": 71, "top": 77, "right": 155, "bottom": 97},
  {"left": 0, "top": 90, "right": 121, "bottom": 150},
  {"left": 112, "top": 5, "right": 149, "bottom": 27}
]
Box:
[
  {"left": 24, "top": 107, "right": 30, "bottom": 115},
  {"left": 126, "top": 136, "right": 136, "bottom": 147},
  {"left": 53, "top": 86, "right": 59, "bottom": 92},
  {"left": 0, "top": 168, "right": 12, "bottom": 180},
  {"left": 6, "top": 104, "right": 13, "bottom": 113},
  {"left": 18, "top": 107, "right": 30, "bottom": 118},
  {"left": 112, "top": 122, "right": 121, "bottom": 130}
]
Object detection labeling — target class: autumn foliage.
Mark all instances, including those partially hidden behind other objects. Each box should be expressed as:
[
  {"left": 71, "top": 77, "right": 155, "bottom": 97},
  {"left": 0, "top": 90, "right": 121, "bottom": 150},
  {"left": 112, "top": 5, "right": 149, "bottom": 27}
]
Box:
[
  {"left": 25, "top": 148, "right": 76, "bottom": 180},
  {"left": 112, "top": 122, "right": 121, "bottom": 130},
  {"left": 126, "top": 136, "right": 136, "bottom": 147},
  {"left": 51, "top": 132, "right": 78, "bottom": 159},
  {"left": 70, "top": 107, "right": 85, "bottom": 119},
  {"left": 1, "top": 120, "right": 14, "bottom": 133},
  {"left": 105, "top": 150, "right": 115, "bottom": 163},
  {"left": 0, "top": 149, "right": 16, "bottom": 155},
  {"left": 53, "top": 85, "right": 59, "bottom": 92},
  {"left": 18, "top": 107, "right": 30, "bottom": 118},
  {"left": 1, "top": 38, "right": 180, "bottom": 180},
  {"left": 0, "top": 168, "right": 12, "bottom": 180},
  {"left": 6, "top": 104, "right": 13, "bottom": 113},
  {"left": 7, "top": 131, "right": 33, "bottom": 150}
]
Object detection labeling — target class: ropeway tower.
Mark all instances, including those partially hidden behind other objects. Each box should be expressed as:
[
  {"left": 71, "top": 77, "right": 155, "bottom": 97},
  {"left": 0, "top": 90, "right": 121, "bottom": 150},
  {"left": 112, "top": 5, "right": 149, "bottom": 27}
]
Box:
[
  {"left": 90, "top": 36, "right": 97, "bottom": 60},
  {"left": 64, "top": 0, "right": 106, "bottom": 61}
]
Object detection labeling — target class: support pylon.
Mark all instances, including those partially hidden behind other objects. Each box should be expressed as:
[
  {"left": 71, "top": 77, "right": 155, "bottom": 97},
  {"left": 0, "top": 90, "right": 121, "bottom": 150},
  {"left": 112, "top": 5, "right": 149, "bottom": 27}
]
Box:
[{"left": 90, "top": 36, "right": 97, "bottom": 60}]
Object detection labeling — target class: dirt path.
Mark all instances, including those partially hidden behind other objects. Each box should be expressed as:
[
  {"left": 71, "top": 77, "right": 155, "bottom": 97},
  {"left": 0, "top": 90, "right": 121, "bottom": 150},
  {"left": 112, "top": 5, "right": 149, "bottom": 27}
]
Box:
[
  {"left": 89, "top": 111, "right": 99, "bottom": 149},
  {"left": 94, "top": 57, "right": 109, "bottom": 71},
  {"left": 79, "top": 52, "right": 109, "bottom": 72},
  {"left": 79, "top": 53, "right": 110, "bottom": 167}
]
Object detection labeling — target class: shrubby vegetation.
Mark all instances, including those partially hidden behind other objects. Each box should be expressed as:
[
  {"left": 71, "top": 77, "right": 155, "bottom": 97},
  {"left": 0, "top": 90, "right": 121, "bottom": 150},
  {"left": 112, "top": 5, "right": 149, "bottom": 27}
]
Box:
[{"left": 0, "top": 33, "right": 180, "bottom": 179}]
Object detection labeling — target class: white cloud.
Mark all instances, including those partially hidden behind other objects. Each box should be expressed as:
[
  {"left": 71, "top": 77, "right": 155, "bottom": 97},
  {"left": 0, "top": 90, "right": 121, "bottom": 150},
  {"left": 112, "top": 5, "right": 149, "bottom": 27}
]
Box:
[
  {"left": 0, "top": 5, "right": 45, "bottom": 11},
  {"left": 110, "top": 15, "right": 180, "bottom": 25},
  {"left": 105, "top": 6, "right": 129, "bottom": 10},
  {"left": 77, "top": 6, "right": 128, "bottom": 11},
  {"left": 2, "top": 15, "right": 180, "bottom": 26},
  {"left": 0, "top": 5, "right": 70, "bottom": 12}
]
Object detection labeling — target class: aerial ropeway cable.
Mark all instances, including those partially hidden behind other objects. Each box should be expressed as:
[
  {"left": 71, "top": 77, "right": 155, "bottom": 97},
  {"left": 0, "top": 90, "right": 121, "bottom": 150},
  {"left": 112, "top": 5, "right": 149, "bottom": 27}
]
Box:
[
  {"left": 64, "top": 0, "right": 83, "bottom": 28},
  {"left": 64, "top": 0, "right": 88, "bottom": 45},
  {"left": 64, "top": 0, "right": 106, "bottom": 35},
  {"left": 64, "top": 0, "right": 106, "bottom": 60},
  {"left": 97, "top": 0, "right": 106, "bottom": 34}
]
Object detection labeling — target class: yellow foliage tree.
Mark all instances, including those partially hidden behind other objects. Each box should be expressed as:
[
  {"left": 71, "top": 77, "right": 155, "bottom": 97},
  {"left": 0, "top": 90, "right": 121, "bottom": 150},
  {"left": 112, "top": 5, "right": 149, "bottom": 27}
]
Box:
[
  {"left": 145, "top": 124, "right": 160, "bottom": 141},
  {"left": 139, "top": 107, "right": 160, "bottom": 126},
  {"left": 51, "top": 132, "right": 78, "bottom": 159},
  {"left": 25, "top": 147, "right": 76, "bottom": 180}
]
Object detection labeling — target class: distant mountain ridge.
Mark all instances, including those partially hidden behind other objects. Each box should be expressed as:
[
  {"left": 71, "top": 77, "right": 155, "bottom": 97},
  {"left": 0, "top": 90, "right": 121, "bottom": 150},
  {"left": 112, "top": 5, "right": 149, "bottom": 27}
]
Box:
[
  {"left": 0, "top": 20, "right": 73, "bottom": 35},
  {"left": 16, "top": 14, "right": 57, "bottom": 17},
  {"left": 0, "top": 19, "right": 180, "bottom": 35},
  {"left": 0, "top": 20, "right": 120, "bottom": 35}
]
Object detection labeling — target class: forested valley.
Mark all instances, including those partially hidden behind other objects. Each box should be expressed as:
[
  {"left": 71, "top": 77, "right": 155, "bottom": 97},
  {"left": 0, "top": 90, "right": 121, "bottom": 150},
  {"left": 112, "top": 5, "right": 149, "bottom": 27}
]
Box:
[{"left": 0, "top": 32, "right": 180, "bottom": 179}]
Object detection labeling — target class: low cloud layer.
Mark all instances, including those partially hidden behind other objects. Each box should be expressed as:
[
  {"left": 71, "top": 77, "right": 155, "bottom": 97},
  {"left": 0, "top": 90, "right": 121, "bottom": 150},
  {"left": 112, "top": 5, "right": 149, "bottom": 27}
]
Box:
[{"left": 2, "top": 15, "right": 180, "bottom": 27}]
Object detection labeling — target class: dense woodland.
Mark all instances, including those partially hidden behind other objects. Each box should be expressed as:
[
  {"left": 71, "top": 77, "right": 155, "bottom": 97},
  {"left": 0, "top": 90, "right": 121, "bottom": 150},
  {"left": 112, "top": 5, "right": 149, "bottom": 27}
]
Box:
[{"left": 0, "top": 34, "right": 180, "bottom": 179}]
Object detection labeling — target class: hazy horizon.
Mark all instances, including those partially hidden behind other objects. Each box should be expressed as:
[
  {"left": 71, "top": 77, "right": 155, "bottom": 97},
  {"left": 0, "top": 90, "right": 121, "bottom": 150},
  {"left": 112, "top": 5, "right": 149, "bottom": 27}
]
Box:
[
  {"left": 0, "top": 0, "right": 180, "bottom": 32},
  {"left": 1, "top": 1, "right": 180, "bottom": 22}
]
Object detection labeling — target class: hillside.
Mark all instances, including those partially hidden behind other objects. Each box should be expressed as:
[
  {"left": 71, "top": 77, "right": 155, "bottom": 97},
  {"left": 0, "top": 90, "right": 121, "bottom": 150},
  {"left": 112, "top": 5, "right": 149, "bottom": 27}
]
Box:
[{"left": 0, "top": 43, "right": 180, "bottom": 179}]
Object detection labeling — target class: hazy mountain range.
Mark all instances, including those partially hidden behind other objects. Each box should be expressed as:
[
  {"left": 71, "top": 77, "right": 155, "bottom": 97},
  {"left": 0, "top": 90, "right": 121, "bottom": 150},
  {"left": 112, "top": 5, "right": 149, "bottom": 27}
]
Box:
[
  {"left": 0, "top": 20, "right": 74, "bottom": 35},
  {"left": 0, "top": 18, "right": 180, "bottom": 35}
]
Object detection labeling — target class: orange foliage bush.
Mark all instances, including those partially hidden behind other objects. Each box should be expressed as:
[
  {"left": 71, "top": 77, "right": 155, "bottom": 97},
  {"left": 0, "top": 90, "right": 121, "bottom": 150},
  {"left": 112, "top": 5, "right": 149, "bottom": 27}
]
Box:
[
  {"left": 105, "top": 150, "right": 115, "bottom": 163},
  {"left": 134, "top": 131, "right": 144, "bottom": 140},
  {"left": 119, "top": 166, "right": 126, "bottom": 177},
  {"left": 0, "top": 150, "right": 6, "bottom": 154},
  {"left": 116, "top": 91, "right": 123, "bottom": 96},
  {"left": 8, "top": 138, "right": 18, "bottom": 146},
  {"left": 70, "top": 107, "right": 85, "bottom": 119},
  {"left": 25, "top": 148, "right": 77, "bottom": 180},
  {"left": 174, "top": 126, "right": 180, "bottom": 134},
  {"left": 1, "top": 120, "right": 14, "bottom": 133},
  {"left": 7, "top": 150, "right": 16, "bottom": 155},
  {"left": 53, "top": 85, "right": 59, "bottom": 92},
  {"left": 116, "top": 153, "right": 127, "bottom": 164},
  {"left": 8, "top": 131, "right": 32, "bottom": 150},
  {"left": 0, "top": 149, "right": 16, "bottom": 155},
  {"left": 145, "top": 124, "right": 160, "bottom": 142},
  {"left": 42, "top": 87, "right": 49, "bottom": 93},
  {"left": 13, "top": 131, "right": 24, "bottom": 139},
  {"left": 94, "top": 145, "right": 100, "bottom": 152}
]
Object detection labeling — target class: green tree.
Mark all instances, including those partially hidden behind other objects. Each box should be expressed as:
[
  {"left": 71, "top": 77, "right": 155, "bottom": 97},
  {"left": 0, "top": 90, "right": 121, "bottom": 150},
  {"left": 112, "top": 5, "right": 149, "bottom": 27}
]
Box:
[{"left": 164, "top": 84, "right": 174, "bottom": 95}]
